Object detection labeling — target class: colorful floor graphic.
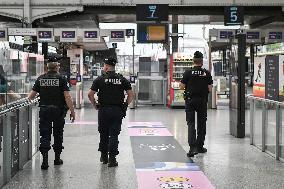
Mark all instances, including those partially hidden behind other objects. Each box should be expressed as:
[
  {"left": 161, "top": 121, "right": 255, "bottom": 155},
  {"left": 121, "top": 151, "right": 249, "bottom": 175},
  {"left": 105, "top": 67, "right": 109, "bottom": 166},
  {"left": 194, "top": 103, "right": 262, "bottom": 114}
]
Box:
[
  {"left": 136, "top": 171, "right": 215, "bottom": 189},
  {"left": 128, "top": 128, "right": 173, "bottom": 136},
  {"left": 128, "top": 122, "right": 215, "bottom": 189}
]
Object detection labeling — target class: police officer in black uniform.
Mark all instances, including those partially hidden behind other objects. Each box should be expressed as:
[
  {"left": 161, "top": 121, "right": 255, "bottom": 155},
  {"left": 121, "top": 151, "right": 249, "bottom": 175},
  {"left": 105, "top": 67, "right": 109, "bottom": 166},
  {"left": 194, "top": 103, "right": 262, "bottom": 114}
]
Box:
[
  {"left": 180, "top": 51, "right": 213, "bottom": 157},
  {"left": 88, "top": 57, "right": 134, "bottom": 167},
  {"left": 28, "top": 60, "right": 75, "bottom": 170}
]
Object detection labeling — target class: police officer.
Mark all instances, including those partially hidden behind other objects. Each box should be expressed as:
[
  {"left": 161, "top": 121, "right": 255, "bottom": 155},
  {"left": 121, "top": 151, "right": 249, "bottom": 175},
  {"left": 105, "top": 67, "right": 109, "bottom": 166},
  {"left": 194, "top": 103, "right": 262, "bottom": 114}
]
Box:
[
  {"left": 88, "top": 57, "right": 134, "bottom": 167},
  {"left": 180, "top": 51, "right": 213, "bottom": 157},
  {"left": 28, "top": 60, "right": 75, "bottom": 170}
]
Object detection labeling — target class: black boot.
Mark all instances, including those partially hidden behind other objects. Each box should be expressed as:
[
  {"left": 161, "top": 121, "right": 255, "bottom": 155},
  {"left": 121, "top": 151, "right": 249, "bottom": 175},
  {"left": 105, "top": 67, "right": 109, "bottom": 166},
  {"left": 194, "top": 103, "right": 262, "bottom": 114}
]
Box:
[
  {"left": 108, "top": 156, "right": 118, "bottom": 167},
  {"left": 41, "top": 152, "right": 49, "bottom": 170},
  {"left": 54, "top": 152, "right": 63, "bottom": 165},
  {"left": 186, "top": 147, "right": 198, "bottom": 157},
  {"left": 100, "top": 153, "right": 108, "bottom": 164}
]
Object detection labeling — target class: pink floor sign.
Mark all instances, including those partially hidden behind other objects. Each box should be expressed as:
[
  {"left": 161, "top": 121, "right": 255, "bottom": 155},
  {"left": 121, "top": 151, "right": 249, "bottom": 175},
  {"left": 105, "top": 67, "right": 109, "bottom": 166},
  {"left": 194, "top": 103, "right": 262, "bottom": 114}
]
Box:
[
  {"left": 136, "top": 171, "right": 215, "bottom": 189},
  {"left": 128, "top": 128, "right": 173, "bottom": 136}
]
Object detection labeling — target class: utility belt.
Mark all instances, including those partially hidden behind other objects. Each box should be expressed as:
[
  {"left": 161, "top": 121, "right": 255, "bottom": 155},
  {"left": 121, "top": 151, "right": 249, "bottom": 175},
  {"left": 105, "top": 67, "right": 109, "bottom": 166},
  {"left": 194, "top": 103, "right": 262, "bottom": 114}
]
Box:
[
  {"left": 39, "top": 104, "right": 67, "bottom": 110},
  {"left": 183, "top": 91, "right": 207, "bottom": 100}
]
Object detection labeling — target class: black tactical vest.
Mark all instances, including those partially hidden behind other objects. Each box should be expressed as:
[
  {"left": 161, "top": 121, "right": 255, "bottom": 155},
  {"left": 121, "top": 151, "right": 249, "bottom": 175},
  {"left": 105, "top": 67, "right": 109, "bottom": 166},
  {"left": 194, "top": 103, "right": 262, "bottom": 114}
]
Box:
[
  {"left": 98, "top": 72, "right": 125, "bottom": 106},
  {"left": 186, "top": 67, "right": 209, "bottom": 98},
  {"left": 38, "top": 72, "right": 66, "bottom": 107}
]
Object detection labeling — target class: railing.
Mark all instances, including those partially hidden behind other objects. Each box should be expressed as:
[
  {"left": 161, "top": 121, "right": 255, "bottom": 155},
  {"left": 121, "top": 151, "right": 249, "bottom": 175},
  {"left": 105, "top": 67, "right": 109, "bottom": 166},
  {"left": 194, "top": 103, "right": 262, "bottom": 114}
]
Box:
[
  {"left": 247, "top": 95, "right": 284, "bottom": 162},
  {"left": 0, "top": 97, "right": 40, "bottom": 187}
]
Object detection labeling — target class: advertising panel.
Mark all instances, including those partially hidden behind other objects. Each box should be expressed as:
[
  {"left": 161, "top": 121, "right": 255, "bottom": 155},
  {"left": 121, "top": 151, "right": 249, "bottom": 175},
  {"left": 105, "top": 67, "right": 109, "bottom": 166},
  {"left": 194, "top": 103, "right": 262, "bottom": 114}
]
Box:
[{"left": 253, "top": 56, "right": 265, "bottom": 98}]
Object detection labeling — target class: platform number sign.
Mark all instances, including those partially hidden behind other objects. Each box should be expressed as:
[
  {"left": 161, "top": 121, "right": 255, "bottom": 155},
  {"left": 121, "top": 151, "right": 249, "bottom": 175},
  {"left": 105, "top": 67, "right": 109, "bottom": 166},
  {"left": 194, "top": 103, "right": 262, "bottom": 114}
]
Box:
[
  {"left": 136, "top": 4, "right": 168, "bottom": 22},
  {"left": 224, "top": 6, "right": 244, "bottom": 26}
]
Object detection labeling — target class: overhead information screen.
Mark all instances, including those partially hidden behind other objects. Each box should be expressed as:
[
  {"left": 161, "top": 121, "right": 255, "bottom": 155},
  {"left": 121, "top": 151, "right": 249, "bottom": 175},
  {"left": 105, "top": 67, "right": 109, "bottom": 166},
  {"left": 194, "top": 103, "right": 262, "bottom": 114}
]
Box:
[
  {"left": 219, "top": 31, "right": 233, "bottom": 39},
  {"left": 136, "top": 4, "right": 169, "bottom": 22},
  {"left": 109, "top": 30, "right": 125, "bottom": 42},
  {"left": 0, "top": 31, "right": 5, "bottom": 38},
  {"left": 84, "top": 31, "right": 98, "bottom": 38},
  {"left": 38, "top": 31, "right": 52, "bottom": 38},
  {"left": 268, "top": 32, "right": 282, "bottom": 40},
  {"left": 137, "top": 24, "right": 168, "bottom": 43},
  {"left": 246, "top": 32, "right": 260, "bottom": 40},
  {"left": 62, "top": 31, "right": 76, "bottom": 38}
]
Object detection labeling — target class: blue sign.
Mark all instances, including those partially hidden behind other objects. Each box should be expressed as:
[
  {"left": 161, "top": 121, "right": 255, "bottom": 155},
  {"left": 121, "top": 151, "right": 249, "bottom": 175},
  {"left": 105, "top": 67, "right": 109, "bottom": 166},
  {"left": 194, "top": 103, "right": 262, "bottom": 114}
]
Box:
[
  {"left": 111, "top": 31, "right": 124, "bottom": 38},
  {"left": 62, "top": 31, "right": 76, "bottom": 38},
  {"left": 0, "top": 31, "right": 5, "bottom": 38},
  {"left": 246, "top": 32, "right": 260, "bottom": 40},
  {"left": 84, "top": 31, "right": 98, "bottom": 38},
  {"left": 268, "top": 32, "right": 282, "bottom": 40},
  {"left": 38, "top": 31, "right": 52, "bottom": 38},
  {"left": 126, "top": 29, "right": 135, "bottom": 36}
]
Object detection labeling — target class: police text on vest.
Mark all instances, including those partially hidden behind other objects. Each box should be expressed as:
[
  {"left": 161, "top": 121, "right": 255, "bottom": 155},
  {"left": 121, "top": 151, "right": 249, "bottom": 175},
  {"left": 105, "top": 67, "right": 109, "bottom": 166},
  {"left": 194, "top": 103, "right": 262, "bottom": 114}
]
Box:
[{"left": 40, "top": 79, "right": 60, "bottom": 86}]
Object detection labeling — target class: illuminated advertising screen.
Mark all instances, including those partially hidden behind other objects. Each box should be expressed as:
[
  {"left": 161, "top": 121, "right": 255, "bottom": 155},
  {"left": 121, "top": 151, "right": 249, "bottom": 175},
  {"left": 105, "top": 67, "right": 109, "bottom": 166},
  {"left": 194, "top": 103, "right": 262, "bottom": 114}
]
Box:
[{"left": 137, "top": 24, "right": 168, "bottom": 43}]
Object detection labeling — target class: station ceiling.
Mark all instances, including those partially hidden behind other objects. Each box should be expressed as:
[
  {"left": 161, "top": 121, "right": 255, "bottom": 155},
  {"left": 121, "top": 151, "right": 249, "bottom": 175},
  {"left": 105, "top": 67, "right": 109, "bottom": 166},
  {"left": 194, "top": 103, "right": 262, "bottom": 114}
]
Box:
[{"left": 1, "top": 5, "right": 284, "bottom": 51}]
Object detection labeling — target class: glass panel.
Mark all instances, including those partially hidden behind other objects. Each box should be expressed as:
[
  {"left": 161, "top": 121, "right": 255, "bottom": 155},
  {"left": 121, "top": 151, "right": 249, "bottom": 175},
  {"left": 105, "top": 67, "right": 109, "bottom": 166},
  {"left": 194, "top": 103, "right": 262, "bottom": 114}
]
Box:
[
  {"left": 265, "top": 103, "right": 277, "bottom": 155},
  {"left": 0, "top": 44, "right": 44, "bottom": 106},
  {"left": 254, "top": 100, "right": 264, "bottom": 148},
  {"left": 280, "top": 107, "right": 284, "bottom": 160}
]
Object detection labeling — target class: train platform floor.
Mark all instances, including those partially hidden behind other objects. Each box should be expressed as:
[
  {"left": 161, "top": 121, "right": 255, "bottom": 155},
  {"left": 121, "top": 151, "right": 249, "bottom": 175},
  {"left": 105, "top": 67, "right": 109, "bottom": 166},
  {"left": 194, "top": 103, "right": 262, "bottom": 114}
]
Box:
[{"left": 3, "top": 107, "right": 284, "bottom": 189}]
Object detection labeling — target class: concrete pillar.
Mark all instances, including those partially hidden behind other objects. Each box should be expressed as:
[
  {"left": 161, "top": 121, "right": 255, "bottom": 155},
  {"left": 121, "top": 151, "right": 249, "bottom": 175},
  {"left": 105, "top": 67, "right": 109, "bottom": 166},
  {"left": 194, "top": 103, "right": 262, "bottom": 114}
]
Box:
[
  {"left": 171, "top": 15, "right": 178, "bottom": 53},
  {"left": 23, "top": 0, "right": 31, "bottom": 26}
]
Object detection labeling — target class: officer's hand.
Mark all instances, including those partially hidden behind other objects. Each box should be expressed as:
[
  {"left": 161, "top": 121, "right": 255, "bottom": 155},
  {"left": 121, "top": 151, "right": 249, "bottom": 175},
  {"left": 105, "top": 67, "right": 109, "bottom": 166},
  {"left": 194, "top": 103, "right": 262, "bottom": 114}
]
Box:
[{"left": 70, "top": 111, "right": 75, "bottom": 123}]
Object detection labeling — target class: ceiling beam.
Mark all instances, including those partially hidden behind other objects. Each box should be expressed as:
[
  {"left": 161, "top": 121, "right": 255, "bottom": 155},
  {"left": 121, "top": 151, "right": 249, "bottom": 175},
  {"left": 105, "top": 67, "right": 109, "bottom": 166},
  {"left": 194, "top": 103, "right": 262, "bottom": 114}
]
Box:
[{"left": 250, "top": 15, "right": 284, "bottom": 29}]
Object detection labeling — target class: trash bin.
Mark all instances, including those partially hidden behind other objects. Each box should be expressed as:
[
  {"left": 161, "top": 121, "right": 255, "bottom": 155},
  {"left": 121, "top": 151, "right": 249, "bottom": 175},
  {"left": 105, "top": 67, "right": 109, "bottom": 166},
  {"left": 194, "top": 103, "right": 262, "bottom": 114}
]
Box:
[{"left": 129, "top": 84, "right": 136, "bottom": 109}]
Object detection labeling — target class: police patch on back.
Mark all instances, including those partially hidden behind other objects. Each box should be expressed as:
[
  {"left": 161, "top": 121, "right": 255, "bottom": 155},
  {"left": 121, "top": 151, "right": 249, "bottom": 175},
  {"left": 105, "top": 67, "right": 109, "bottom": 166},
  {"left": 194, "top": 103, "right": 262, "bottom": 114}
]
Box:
[
  {"left": 40, "top": 79, "right": 59, "bottom": 87},
  {"left": 105, "top": 78, "right": 122, "bottom": 85}
]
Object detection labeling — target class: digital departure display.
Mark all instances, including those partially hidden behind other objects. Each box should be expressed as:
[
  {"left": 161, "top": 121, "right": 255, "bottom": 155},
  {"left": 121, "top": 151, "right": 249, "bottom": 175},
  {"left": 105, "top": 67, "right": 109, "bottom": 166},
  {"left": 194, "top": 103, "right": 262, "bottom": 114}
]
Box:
[
  {"left": 38, "top": 31, "right": 52, "bottom": 38},
  {"left": 111, "top": 31, "right": 124, "bottom": 38},
  {"left": 62, "top": 31, "right": 76, "bottom": 38},
  {"left": 268, "top": 32, "right": 282, "bottom": 40},
  {"left": 0, "top": 31, "right": 5, "bottom": 38},
  {"left": 246, "top": 32, "right": 260, "bottom": 40},
  {"left": 84, "top": 31, "right": 98, "bottom": 38},
  {"left": 137, "top": 24, "right": 168, "bottom": 43}
]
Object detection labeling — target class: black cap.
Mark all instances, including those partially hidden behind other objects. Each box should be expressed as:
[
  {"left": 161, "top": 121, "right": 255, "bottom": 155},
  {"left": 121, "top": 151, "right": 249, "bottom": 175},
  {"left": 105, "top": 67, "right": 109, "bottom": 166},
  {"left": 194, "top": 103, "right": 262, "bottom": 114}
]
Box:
[
  {"left": 193, "top": 51, "right": 203, "bottom": 59},
  {"left": 104, "top": 57, "right": 117, "bottom": 66}
]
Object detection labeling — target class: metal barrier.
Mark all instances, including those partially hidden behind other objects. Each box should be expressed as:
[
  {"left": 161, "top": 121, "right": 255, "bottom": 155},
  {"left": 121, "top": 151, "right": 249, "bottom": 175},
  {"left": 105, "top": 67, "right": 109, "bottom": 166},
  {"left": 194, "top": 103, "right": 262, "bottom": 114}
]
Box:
[
  {"left": 247, "top": 95, "right": 284, "bottom": 162},
  {"left": 0, "top": 97, "right": 39, "bottom": 187}
]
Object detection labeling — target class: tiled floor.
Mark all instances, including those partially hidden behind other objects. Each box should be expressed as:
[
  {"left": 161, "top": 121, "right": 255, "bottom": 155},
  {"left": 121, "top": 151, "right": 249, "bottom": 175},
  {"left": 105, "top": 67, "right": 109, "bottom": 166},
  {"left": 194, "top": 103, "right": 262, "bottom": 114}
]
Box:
[{"left": 3, "top": 106, "right": 284, "bottom": 189}]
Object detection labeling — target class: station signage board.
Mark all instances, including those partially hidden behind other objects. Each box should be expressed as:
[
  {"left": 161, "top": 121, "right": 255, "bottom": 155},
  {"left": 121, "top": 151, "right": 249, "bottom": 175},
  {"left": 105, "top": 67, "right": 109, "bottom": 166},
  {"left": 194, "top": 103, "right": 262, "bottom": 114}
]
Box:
[
  {"left": 8, "top": 28, "right": 37, "bottom": 36},
  {"left": 136, "top": 4, "right": 169, "bottom": 22},
  {"left": 0, "top": 29, "right": 7, "bottom": 41},
  {"left": 137, "top": 24, "right": 168, "bottom": 43},
  {"left": 60, "top": 29, "right": 77, "bottom": 42},
  {"left": 266, "top": 31, "right": 283, "bottom": 43},
  {"left": 109, "top": 30, "right": 125, "bottom": 42},
  {"left": 224, "top": 6, "right": 244, "bottom": 26},
  {"left": 217, "top": 30, "right": 235, "bottom": 42},
  {"left": 246, "top": 31, "right": 261, "bottom": 43},
  {"left": 82, "top": 29, "right": 100, "bottom": 42},
  {"left": 37, "top": 28, "right": 54, "bottom": 42}
]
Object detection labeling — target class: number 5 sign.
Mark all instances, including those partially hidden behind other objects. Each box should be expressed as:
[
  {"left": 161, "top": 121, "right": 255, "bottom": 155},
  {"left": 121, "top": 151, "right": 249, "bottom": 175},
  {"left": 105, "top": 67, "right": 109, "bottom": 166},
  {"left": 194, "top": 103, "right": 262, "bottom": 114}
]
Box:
[{"left": 224, "top": 6, "right": 244, "bottom": 26}]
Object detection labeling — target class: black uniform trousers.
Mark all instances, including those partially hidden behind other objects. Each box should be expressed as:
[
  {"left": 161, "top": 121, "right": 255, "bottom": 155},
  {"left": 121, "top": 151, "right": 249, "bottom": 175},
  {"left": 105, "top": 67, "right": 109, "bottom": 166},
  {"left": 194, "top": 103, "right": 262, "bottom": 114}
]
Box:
[
  {"left": 39, "top": 106, "right": 67, "bottom": 154},
  {"left": 185, "top": 96, "right": 207, "bottom": 149},
  {"left": 98, "top": 106, "right": 123, "bottom": 156}
]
